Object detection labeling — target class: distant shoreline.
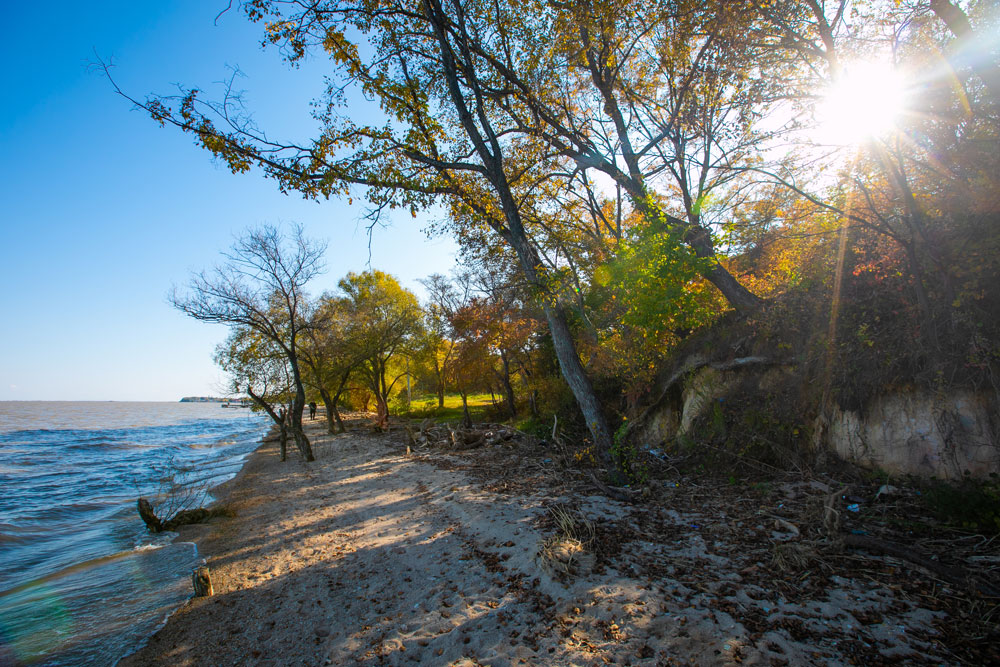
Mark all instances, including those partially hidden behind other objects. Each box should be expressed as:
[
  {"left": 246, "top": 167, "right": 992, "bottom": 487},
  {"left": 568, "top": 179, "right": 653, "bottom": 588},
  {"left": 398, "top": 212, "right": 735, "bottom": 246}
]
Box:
[{"left": 0, "top": 399, "right": 233, "bottom": 403}]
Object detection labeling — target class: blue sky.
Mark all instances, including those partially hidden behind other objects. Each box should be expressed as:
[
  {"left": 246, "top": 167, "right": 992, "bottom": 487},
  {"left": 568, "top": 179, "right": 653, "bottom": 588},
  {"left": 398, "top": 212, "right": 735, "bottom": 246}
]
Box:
[{"left": 0, "top": 2, "right": 458, "bottom": 401}]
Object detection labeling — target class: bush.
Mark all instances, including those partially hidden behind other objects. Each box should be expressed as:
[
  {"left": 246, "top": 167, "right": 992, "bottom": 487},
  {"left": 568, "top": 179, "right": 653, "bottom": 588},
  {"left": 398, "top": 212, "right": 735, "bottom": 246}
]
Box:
[{"left": 922, "top": 474, "right": 1000, "bottom": 534}]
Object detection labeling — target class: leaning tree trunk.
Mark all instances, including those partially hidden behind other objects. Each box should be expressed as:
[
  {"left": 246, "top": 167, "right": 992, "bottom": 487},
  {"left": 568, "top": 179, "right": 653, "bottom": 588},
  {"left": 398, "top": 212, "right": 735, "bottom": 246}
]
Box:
[
  {"left": 322, "top": 375, "right": 349, "bottom": 434},
  {"left": 680, "top": 222, "right": 762, "bottom": 313},
  {"left": 495, "top": 179, "right": 615, "bottom": 463},
  {"left": 246, "top": 385, "right": 288, "bottom": 461},
  {"left": 424, "top": 5, "right": 615, "bottom": 464},
  {"left": 542, "top": 302, "right": 616, "bottom": 466},
  {"left": 291, "top": 413, "right": 313, "bottom": 461}
]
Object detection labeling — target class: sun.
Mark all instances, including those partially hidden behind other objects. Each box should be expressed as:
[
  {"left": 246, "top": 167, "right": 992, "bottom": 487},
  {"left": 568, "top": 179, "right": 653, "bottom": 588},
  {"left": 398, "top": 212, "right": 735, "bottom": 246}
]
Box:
[{"left": 814, "top": 60, "right": 907, "bottom": 146}]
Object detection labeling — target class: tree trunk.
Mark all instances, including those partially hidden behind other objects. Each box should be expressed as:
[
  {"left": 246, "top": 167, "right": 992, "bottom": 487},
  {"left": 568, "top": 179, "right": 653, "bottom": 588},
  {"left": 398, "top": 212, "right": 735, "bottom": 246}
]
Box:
[
  {"left": 246, "top": 385, "right": 288, "bottom": 462},
  {"left": 685, "top": 225, "right": 762, "bottom": 313},
  {"left": 280, "top": 408, "right": 288, "bottom": 462},
  {"left": 929, "top": 0, "right": 1000, "bottom": 101},
  {"left": 460, "top": 390, "right": 473, "bottom": 428},
  {"left": 372, "top": 358, "right": 391, "bottom": 428},
  {"left": 496, "top": 183, "right": 615, "bottom": 460},
  {"left": 319, "top": 386, "right": 338, "bottom": 434},
  {"left": 423, "top": 2, "right": 614, "bottom": 461},
  {"left": 192, "top": 566, "right": 214, "bottom": 597},
  {"left": 330, "top": 369, "right": 351, "bottom": 433},
  {"left": 499, "top": 351, "right": 517, "bottom": 418},
  {"left": 434, "top": 357, "right": 446, "bottom": 408},
  {"left": 332, "top": 403, "right": 345, "bottom": 433},
  {"left": 542, "top": 302, "right": 616, "bottom": 466},
  {"left": 137, "top": 498, "right": 163, "bottom": 533},
  {"left": 375, "top": 394, "right": 389, "bottom": 428},
  {"left": 288, "top": 355, "right": 315, "bottom": 461}
]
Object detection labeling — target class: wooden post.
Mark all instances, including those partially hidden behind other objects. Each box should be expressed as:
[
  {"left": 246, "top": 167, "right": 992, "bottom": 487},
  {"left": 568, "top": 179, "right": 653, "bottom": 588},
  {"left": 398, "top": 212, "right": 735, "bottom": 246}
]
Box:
[{"left": 192, "top": 566, "right": 214, "bottom": 597}]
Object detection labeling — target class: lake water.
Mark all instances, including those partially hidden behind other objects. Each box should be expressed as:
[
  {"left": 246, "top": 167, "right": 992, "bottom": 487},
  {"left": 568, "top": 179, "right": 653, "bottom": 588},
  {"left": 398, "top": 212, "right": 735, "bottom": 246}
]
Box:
[{"left": 0, "top": 401, "right": 268, "bottom": 665}]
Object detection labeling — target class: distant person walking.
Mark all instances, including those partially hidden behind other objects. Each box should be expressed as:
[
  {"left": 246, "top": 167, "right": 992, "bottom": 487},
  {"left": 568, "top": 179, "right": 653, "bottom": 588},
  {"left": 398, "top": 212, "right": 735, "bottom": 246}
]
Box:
[{"left": 309, "top": 402, "right": 317, "bottom": 420}]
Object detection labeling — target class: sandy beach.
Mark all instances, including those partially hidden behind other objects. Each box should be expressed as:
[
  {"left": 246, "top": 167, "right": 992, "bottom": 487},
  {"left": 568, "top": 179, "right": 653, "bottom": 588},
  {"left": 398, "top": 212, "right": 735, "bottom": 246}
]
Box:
[{"left": 120, "top": 414, "right": 996, "bottom": 666}]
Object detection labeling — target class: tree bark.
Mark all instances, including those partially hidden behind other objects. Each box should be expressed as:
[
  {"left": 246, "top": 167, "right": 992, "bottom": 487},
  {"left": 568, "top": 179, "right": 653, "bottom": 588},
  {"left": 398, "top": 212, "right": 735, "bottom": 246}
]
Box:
[
  {"left": 288, "top": 354, "right": 315, "bottom": 461},
  {"left": 192, "top": 566, "right": 214, "bottom": 597},
  {"left": 434, "top": 357, "right": 446, "bottom": 408},
  {"left": 246, "top": 385, "right": 288, "bottom": 461},
  {"left": 279, "top": 410, "right": 288, "bottom": 462},
  {"left": 542, "top": 302, "right": 616, "bottom": 466},
  {"left": 319, "top": 386, "right": 338, "bottom": 434},
  {"left": 460, "top": 390, "right": 473, "bottom": 428},
  {"left": 137, "top": 498, "right": 163, "bottom": 533},
  {"left": 330, "top": 369, "right": 352, "bottom": 433}
]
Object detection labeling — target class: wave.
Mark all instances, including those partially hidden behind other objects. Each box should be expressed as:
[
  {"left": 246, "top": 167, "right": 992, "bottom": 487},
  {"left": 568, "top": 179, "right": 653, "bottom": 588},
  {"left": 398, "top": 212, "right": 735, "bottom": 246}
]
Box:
[
  {"left": 0, "top": 403, "right": 267, "bottom": 665},
  {"left": 0, "top": 541, "right": 190, "bottom": 599}
]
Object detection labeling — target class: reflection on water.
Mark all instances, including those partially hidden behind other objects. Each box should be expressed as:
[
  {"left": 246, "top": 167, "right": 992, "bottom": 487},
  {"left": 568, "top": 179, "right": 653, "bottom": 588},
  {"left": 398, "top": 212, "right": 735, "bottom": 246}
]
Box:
[
  {"left": 0, "top": 543, "right": 199, "bottom": 666},
  {"left": 0, "top": 402, "right": 266, "bottom": 665}
]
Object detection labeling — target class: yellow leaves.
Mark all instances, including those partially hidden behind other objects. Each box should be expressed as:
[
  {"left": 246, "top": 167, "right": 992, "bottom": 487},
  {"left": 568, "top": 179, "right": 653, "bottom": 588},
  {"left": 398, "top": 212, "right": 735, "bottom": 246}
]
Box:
[
  {"left": 593, "top": 265, "right": 612, "bottom": 287},
  {"left": 322, "top": 27, "right": 361, "bottom": 71}
]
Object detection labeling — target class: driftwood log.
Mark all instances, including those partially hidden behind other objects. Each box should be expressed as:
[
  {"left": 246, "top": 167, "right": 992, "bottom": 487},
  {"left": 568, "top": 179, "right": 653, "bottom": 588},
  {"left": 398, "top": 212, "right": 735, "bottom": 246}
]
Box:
[
  {"left": 137, "top": 498, "right": 230, "bottom": 533},
  {"left": 137, "top": 498, "right": 163, "bottom": 533}
]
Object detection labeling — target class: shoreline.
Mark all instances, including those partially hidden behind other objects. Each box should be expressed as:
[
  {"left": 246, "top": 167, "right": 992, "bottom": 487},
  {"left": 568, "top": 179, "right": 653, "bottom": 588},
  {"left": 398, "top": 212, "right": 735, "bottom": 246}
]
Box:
[
  {"left": 0, "top": 402, "right": 270, "bottom": 667},
  {"left": 115, "top": 413, "right": 979, "bottom": 666},
  {"left": 112, "top": 416, "right": 276, "bottom": 666}
]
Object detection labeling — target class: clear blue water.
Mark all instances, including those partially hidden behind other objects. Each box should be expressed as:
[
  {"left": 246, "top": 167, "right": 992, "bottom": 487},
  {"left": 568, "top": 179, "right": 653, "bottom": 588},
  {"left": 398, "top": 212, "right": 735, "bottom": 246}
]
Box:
[{"left": 0, "top": 402, "right": 268, "bottom": 665}]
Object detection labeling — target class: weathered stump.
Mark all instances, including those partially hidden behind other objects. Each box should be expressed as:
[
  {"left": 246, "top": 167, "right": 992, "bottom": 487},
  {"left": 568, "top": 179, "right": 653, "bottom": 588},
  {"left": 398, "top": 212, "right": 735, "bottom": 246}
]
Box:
[{"left": 192, "top": 566, "right": 214, "bottom": 597}]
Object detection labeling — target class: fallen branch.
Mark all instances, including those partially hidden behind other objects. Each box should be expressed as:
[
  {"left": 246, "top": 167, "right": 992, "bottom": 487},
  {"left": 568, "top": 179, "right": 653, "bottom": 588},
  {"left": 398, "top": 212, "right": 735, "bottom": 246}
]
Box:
[
  {"left": 843, "top": 533, "right": 1000, "bottom": 598},
  {"left": 137, "top": 497, "right": 232, "bottom": 533},
  {"left": 587, "top": 472, "right": 643, "bottom": 503}
]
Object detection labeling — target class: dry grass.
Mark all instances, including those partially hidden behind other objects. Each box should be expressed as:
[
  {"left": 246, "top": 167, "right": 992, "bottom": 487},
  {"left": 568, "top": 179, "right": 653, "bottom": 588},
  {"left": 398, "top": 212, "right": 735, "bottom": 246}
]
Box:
[{"left": 535, "top": 506, "right": 596, "bottom": 577}]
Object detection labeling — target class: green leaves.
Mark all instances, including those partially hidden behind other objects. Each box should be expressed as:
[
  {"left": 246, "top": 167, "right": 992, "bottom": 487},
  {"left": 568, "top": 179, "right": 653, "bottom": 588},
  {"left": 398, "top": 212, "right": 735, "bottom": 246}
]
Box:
[{"left": 609, "top": 225, "right": 717, "bottom": 343}]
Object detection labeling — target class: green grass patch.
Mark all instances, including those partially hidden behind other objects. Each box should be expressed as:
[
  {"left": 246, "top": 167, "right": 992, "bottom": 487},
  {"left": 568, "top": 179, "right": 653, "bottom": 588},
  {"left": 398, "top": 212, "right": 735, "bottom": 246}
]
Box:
[{"left": 396, "top": 393, "right": 495, "bottom": 423}]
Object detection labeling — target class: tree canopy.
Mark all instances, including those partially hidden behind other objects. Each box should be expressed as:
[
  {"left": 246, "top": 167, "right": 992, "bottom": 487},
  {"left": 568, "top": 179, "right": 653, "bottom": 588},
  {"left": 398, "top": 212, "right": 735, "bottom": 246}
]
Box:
[{"left": 126, "top": 0, "right": 999, "bottom": 469}]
